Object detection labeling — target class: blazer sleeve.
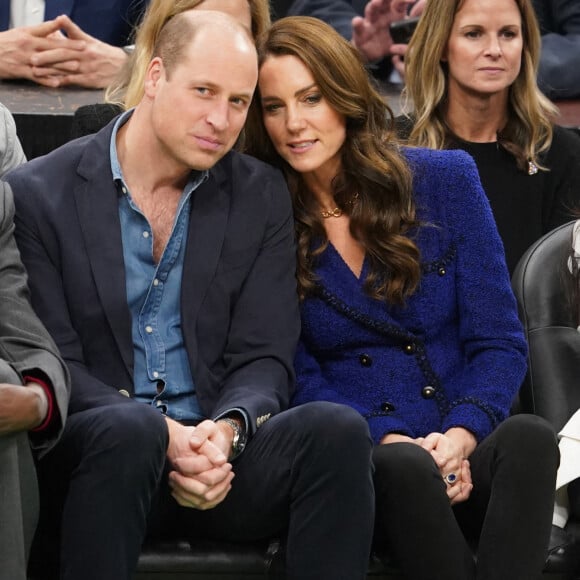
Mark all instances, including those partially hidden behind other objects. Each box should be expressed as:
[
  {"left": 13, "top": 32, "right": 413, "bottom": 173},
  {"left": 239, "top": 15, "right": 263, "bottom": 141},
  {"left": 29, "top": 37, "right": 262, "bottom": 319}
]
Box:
[
  {"left": 0, "top": 181, "right": 69, "bottom": 453},
  {"left": 210, "top": 168, "right": 301, "bottom": 433},
  {"left": 434, "top": 152, "right": 528, "bottom": 441},
  {"left": 7, "top": 166, "right": 138, "bottom": 414},
  {"left": 0, "top": 104, "right": 25, "bottom": 177}
]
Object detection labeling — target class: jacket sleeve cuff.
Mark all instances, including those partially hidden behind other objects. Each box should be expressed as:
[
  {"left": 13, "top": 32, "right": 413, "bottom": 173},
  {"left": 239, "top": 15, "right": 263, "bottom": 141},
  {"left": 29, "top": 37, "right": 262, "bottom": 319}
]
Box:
[
  {"left": 24, "top": 374, "right": 55, "bottom": 432},
  {"left": 367, "top": 415, "right": 415, "bottom": 445}
]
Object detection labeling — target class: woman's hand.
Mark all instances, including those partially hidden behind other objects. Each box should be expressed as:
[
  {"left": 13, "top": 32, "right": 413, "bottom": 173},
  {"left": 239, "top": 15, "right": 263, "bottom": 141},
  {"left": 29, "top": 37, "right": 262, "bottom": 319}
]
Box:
[
  {"left": 379, "top": 428, "right": 475, "bottom": 504},
  {"left": 420, "top": 428, "right": 476, "bottom": 504}
]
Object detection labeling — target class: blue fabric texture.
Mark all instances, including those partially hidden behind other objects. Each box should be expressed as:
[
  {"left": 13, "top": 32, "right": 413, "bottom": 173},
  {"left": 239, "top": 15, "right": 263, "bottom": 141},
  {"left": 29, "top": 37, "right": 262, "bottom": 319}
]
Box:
[{"left": 292, "top": 147, "right": 528, "bottom": 444}]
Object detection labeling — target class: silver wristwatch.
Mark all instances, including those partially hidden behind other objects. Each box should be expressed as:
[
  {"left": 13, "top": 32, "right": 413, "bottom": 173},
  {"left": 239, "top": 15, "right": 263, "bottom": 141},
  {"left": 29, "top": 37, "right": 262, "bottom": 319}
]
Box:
[{"left": 219, "top": 417, "right": 247, "bottom": 460}]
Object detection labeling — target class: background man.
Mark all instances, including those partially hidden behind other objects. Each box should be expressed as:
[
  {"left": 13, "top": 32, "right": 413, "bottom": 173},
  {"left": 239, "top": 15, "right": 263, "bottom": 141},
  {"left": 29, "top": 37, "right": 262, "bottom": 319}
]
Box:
[{"left": 0, "top": 180, "right": 69, "bottom": 580}]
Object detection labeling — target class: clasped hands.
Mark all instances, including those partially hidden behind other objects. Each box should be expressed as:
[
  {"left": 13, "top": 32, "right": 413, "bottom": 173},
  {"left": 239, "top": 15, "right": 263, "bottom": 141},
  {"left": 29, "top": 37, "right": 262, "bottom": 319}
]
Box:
[
  {"left": 166, "top": 418, "right": 236, "bottom": 511},
  {"left": 0, "top": 14, "right": 127, "bottom": 88},
  {"left": 381, "top": 427, "right": 476, "bottom": 505}
]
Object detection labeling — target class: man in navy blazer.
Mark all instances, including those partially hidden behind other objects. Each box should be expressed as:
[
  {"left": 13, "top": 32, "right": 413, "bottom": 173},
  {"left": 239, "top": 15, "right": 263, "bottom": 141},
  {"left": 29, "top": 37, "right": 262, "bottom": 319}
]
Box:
[
  {"left": 0, "top": 0, "right": 148, "bottom": 88},
  {"left": 6, "top": 10, "right": 374, "bottom": 580}
]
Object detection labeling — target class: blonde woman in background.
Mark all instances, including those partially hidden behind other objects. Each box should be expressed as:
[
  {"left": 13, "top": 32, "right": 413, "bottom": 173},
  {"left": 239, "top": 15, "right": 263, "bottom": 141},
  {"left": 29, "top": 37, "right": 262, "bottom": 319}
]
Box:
[{"left": 400, "top": 0, "right": 580, "bottom": 275}]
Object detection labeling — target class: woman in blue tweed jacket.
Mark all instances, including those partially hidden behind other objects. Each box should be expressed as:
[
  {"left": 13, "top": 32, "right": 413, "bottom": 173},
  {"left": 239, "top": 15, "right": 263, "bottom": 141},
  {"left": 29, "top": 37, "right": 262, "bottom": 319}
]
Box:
[{"left": 245, "top": 15, "right": 559, "bottom": 580}]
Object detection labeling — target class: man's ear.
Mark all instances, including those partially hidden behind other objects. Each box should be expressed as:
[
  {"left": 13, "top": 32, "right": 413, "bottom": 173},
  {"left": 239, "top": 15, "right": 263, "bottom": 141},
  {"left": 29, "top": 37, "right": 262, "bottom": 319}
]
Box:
[{"left": 144, "top": 56, "right": 164, "bottom": 97}]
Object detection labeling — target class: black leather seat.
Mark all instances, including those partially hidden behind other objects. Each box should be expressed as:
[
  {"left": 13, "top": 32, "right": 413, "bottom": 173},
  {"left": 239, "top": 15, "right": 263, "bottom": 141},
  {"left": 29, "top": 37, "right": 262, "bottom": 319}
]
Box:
[
  {"left": 512, "top": 220, "right": 580, "bottom": 580},
  {"left": 511, "top": 221, "right": 580, "bottom": 433},
  {"left": 133, "top": 540, "right": 406, "bottom": 579}
]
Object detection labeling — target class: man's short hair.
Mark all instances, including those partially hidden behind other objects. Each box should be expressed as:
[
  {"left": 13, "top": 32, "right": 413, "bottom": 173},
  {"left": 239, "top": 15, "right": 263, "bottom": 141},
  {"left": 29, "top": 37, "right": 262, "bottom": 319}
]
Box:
[{"left": 152, "top": 10, "right": 253, "bottom": 77}]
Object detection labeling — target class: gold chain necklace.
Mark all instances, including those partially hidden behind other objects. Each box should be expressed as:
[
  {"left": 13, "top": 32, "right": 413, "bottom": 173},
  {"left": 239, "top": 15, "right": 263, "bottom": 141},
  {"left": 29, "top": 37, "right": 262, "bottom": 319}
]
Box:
[{"left": 320, "top": 193, "right": 359, "bottom": 219}]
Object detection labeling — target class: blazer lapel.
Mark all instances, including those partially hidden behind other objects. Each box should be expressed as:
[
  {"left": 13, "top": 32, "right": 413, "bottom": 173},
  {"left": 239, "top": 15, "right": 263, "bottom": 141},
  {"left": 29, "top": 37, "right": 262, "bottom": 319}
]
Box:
[
  {"left": 75, "top": 125, "right": 134, "bottom": 376},
  {"left": 181, "top": 160, "right": 230, "bottom": 366}
]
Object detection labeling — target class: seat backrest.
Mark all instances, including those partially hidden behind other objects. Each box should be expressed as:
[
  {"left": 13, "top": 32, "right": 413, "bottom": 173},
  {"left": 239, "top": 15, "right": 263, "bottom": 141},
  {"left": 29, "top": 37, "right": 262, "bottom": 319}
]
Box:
[
  {"left": 512, "top": 221, "right": 580, "bottom": 432},
  {"left": 70, "top": 103, "right": 123, "bottom": 140}
]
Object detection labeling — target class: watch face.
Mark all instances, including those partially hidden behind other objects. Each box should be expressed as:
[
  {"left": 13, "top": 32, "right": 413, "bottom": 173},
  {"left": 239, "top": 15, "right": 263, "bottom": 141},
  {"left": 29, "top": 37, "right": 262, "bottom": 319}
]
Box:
[
  {"left": 222, "top": 418, "right": 247, "bottom": 459},
  {"left": 233, "top": 430, "right": 247, "bottom": 454}
]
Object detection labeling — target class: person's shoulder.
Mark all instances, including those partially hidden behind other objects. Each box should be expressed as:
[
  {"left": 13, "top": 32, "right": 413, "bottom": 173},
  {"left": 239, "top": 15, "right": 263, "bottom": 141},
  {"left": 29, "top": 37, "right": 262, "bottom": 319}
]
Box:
[
  {"left": 393, "top": 114, "right": 414, "bottom": 140},
  {"left": 543, "top": 126, "right": 580, "bottom": 174},
  {"left": 213, "top": 150, "right": 288, "bottom": 188},
  {"left": 574, "top": 220, "right": 580, "bottom": 252},
  {"left": 550, "top": 125, "right": 580, "bottom": 151},
  {"left": 402, "top": 145, "right": 477, "bottom": 179},
  {"left": 7, "top": 128, "right": 109, "bottom": 192},
  {"left": 402, "top": 146, "right": 485, "bottom": 220}
]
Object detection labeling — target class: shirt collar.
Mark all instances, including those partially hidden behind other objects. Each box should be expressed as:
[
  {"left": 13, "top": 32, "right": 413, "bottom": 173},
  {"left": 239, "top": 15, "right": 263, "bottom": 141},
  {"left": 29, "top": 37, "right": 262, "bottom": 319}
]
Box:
[{"left": 109, "top": 108, "right": 208, "bottom": 196}]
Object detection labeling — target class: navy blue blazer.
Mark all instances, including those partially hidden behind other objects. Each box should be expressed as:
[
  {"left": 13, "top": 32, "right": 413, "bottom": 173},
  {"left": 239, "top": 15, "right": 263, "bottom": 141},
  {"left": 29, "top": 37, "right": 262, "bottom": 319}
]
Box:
[
  {"left": 5, "top": 119, "right": 300, "bottom": 434},
  {"left": 0, "top": 0, "right": 148, "bottom": 46}
]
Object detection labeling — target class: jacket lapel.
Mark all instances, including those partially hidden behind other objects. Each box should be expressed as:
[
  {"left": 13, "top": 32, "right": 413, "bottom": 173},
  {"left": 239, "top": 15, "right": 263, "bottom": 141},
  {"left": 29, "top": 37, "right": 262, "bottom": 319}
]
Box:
[
  {"left": 315, "top": 244, "right": 421, "bottom": 338},
  {"left": 180, "top": 158, "right": 230, "bottom": 367},
  {"left": 74, "top": 123, "right": 134, "bottom": 376}
]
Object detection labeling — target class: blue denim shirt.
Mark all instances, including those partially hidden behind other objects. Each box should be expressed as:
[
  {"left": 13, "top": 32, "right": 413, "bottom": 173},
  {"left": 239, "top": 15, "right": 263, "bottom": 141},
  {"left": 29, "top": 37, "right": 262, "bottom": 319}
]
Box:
[{"left": 110, "top": 111, "right": 207, "bottom": 421}]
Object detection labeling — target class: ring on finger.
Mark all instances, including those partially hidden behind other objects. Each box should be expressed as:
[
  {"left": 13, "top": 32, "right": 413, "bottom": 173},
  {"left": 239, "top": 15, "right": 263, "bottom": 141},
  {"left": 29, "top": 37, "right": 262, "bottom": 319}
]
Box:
[{"left": 444, "top": 473, "right": 458, "bottom": 486}]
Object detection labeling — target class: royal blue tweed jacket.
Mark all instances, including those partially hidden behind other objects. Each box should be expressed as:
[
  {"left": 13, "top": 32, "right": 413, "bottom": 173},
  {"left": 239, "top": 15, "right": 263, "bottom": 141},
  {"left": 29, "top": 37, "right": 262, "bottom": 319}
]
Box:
[{"left": 292, "top": 147, "right": 528, "bottom": 445}]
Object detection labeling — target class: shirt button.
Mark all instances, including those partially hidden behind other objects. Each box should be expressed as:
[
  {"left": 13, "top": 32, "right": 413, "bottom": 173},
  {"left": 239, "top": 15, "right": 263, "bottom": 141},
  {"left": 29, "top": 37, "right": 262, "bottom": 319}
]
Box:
[
  {"left": 121, "top": 186, "right": 127, "bottom": 194},
  {"left": 359, "top": 354, "right": 372, "bottom": 367},
  {"left": 438, "top": 267, "right": 446, "bottom": 276},
  {"left": 153, "top": 278, "right": 159, "bottom": 286},
  {"left": 143, "top": 231, "right": 150, "bottom": 238},
  {"left": 381, "top": 402, "right": 395, "bottom": 412},
  {"left": 403, "top": 343, "right": 416, "bottom": 354},
  {"left": 145, "top": 325, "right": 153, "bottom": 334},
  {"left": 118, "top": 389, "right": 130, "bottom": 397},
  {"left": 422, "top": 385, "right": 436, "bottom": 399},
  {"left": 153, "top": 371, "right": 159, "bottom": 378}
]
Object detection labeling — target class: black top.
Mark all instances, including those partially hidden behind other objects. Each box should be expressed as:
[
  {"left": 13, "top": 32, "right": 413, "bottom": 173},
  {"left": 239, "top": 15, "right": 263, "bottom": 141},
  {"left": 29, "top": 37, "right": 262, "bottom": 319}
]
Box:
[{"left": 396, "top": 118, "right": 580, "bottom": 274}]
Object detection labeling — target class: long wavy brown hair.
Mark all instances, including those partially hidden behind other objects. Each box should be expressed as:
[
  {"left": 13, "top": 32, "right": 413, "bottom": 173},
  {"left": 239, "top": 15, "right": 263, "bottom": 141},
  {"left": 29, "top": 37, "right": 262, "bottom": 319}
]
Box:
[
  {"left": 404, "top": 0, "right": 557, "bottom": 172},
  {"left": 245, "top": 16, "right": 421, "bottom": 304}
]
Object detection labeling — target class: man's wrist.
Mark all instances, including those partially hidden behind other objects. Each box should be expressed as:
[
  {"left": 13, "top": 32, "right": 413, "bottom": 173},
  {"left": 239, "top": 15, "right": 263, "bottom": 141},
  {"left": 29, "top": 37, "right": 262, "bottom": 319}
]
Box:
[
  {"left": 24, "top": 382, "right": 49, "bottom": 429},
  {"left": 23, "top": 376, "right": 54, "bottom": 431},
  {"left": 217, "top": 416, "right": 247, "bottom": 460}
]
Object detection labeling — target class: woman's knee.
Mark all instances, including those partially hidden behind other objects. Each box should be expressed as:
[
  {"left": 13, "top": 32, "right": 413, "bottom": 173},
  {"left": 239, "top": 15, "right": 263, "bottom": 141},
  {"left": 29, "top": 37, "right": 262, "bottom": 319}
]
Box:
[
  {"left": 494, "top": 414, "right": 558, "bottom": 458},
  {"left": 373, "top": 442, "right": 439, "bottom": 490}
]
